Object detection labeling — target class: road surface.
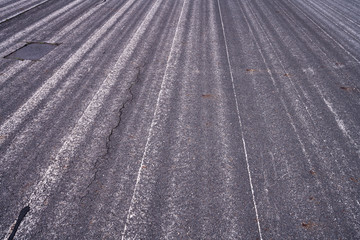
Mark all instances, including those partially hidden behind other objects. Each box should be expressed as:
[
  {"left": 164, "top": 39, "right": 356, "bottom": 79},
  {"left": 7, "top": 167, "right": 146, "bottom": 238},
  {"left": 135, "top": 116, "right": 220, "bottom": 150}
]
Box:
[{"left": 0, "top": 0, "right": 360, "bottom": 239}]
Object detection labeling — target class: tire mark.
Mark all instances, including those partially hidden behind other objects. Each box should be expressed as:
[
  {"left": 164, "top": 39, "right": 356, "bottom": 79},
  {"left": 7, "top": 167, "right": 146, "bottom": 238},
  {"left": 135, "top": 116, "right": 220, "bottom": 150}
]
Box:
[{"left": 5, "top": 206, "right": 30, "bottom": 240}]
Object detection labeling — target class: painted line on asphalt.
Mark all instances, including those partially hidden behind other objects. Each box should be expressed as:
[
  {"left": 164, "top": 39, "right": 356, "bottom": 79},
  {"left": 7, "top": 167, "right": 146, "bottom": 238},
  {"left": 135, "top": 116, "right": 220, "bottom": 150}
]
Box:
[
  {"left": 0, "top": 0, "right": 36, "bottom": 13},
  {"left": 121, "top": 0, "right": 187, "bottom": 239},
  {"left": 303, "top": 0, "right": 360, "bottom": 44},
  {"left": 323, "top": 98, "right": 360, "bottom": 155},
  {"left": 272, "top": 0, "right": 360, "bottom": 157},
  {"left": 286, "top": 0, "right": 360, "bottom": 64},
  {"left": 217, "top": 1, "right": 263, "bottom": 239},
  {"left": 0, "top": 0, "right": 51, "bottom": 24}
]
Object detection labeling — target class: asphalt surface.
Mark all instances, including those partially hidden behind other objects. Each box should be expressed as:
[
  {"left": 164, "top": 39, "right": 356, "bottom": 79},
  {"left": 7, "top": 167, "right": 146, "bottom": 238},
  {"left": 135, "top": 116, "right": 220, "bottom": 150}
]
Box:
[{"left": 0, "top": 0, "right": 360, "bottom": 239}]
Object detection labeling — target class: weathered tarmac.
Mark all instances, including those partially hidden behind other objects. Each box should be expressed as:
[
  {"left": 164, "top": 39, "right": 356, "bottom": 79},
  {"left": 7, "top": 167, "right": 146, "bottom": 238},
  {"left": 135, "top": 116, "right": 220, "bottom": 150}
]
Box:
[{"left": 0, "top": 0, "right": 360, "bottom": 239}]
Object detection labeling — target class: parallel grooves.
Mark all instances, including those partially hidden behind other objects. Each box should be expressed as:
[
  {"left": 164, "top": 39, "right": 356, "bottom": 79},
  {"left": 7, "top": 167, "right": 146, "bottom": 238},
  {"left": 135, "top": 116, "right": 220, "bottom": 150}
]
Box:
[
  {"left": 217, "top": 0, "right": 263, "bottom": 239},
  {"left": 0, "top": 0, "right": 359, "bottom": 239},
  {"left": 0, "top": 0, "right": 51, "bottom": 24},
  {"left": 0, "top": 0, "right": 137, "bottom": 143},
  {"left": 121, "top": 0, "right": 187, "bottom": 238},
  {"left": 0, "top": 1, "right": 108, "bottom": 87}
]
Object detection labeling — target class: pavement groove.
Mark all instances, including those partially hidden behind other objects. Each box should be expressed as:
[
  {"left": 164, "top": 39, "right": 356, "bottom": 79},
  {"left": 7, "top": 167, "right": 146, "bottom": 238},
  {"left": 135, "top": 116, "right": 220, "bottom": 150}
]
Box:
[{"left": 0, "top": 0, "right": 359, "bottom": 239}]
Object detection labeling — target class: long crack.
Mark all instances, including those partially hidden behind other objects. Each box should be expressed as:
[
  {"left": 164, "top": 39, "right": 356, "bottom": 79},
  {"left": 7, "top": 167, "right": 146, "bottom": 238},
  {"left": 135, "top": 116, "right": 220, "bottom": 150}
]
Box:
[{"left": 80, "top": 63, "right": 147, "bottom": 202}]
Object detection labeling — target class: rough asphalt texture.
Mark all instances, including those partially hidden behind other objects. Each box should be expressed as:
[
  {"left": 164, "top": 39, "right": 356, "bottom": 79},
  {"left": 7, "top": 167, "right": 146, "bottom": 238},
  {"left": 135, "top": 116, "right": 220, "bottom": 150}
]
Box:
[{"left": 0, "top": 0, "right": 360, "bottom": 239}]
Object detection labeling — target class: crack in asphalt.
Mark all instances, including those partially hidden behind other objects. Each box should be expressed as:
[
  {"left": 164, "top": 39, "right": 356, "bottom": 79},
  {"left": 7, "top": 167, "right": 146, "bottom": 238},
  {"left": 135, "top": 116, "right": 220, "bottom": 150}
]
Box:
[
  {"left": 104, "top": 63, "right": 147, "bottom": 156},
  {"left": 80, "top": 63, "right": 147, "bottom": 202}
]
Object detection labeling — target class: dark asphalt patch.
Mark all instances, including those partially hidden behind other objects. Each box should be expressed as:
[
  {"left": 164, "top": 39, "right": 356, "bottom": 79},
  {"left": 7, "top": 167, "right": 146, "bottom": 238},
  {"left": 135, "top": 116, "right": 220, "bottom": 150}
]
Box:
[{"left": 4, "top": 42, "right": 59, "bottom": 61}]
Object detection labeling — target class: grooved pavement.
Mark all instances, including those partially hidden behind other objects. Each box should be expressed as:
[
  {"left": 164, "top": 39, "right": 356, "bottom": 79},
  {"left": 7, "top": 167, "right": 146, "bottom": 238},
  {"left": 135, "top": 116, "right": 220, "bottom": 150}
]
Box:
[{"left": 0, "top": 0, "right": 359, "bottom": 239}]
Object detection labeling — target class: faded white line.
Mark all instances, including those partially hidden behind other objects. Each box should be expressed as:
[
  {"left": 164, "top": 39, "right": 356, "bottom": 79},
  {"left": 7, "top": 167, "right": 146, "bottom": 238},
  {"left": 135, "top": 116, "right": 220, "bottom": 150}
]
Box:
[
  {"left": 315, "top": 0, "right": 360, "bottom": 28},
  {"left": 121, "top": 0, "right": 187, "bottom": 239},
  {"left": 323, "top": 98, "right": 360, "bottom": 154},
  {"left": 303, "top": 0, "right": 360, "bottom": 44},
  {"left": 217, "top": 1, "right": 263, "bottom": 239},
  {"left": 246, "top": 0, "right": 316, "bottom": 127},
  {"left": 0, "top": 0, "right": 36, "bottom": 13},
  {"left": 273, "top": 0, "right": 360, "bottom": 157},
  {"left": 0, "top": 0, "right": 51, "bottom": 24},
  {"left": 241, "top": 0, "right": 352, "bottom": 234},
  {"left": 286, "top": 0, "right": 360, "bottom": 64},
  {"left": 239, "top": 0, "right": 309, "bottom": 161}
]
